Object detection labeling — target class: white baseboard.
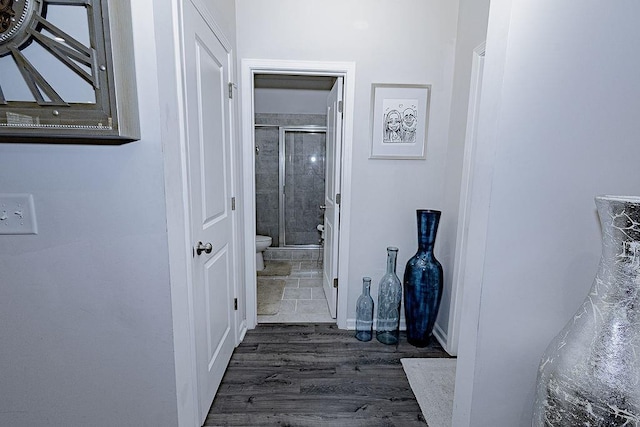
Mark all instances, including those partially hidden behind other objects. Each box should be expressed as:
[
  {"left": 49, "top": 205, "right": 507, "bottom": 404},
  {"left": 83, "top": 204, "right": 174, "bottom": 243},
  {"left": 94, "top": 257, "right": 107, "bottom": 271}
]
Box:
[
  {"left": 345, "top": 318, "right": 407, "bottom": 331},
  {"left": 344, "top": 317, "right": 454, "bottom": 355},
  {"left": 433, "top": 322, "right": 456, "bottom": 356},
  {"left": 236, "top": 320, "right": 248, "bottom": 346}
]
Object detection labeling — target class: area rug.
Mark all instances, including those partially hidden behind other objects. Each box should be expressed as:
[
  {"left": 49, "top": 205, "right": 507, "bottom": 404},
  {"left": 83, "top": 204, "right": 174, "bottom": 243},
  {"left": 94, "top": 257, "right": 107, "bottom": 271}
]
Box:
[
  {"left": 401, "top": 358, "right": 457, "bottom": 427},
  {"left": 257, "top": 279, "right": 286, "bottom": 315},
  {"left": 257, "top": 261, "right": 292, "bottom": 277}
]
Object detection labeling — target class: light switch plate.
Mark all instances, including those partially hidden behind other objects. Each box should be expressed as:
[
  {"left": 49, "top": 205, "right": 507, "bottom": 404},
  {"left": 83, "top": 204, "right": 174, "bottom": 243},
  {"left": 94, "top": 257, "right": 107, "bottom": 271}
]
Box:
[{"left": 0, "top": 194, "right": 38, "bottom": 235}]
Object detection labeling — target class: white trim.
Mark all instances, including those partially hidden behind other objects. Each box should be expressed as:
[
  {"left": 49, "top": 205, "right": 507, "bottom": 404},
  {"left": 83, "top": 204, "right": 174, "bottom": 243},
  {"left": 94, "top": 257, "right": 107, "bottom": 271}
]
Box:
[
  {"left": 346, "top": 318, "right": 407, "bottom": 332},
  {"left": 159, "top": 0, "right": 200, "bottom": 425},
  {"left": 432, "top": 322, "right": 448, "bottom": 350},
  {"left": 176, "top": 1, "right": 203, "bottom": 421},
  {"left": 237, "top": 321, "right": 248, "bottom": 343},
  {"left": 240, "top": 59, "right": 356, "bottom": 330},
  {"left": 453, "top": 0, "right": 514, "bottom": 421},
  {"left": 443, "top": 42, "right": 486, "bottom": 357}
]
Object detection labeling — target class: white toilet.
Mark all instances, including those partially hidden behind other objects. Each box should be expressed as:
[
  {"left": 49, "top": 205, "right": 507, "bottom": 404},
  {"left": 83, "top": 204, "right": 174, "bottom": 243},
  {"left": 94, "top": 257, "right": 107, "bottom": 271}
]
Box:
[{"left": 255, "top": 235, "right": 272, "bottom": 271}]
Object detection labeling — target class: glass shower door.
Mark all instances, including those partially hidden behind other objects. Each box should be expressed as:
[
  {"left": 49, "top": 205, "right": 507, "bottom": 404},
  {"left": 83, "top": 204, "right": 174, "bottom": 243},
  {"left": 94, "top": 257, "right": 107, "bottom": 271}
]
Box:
[{"left": 280, "top": 128, "right": 326, "bottom": 246}]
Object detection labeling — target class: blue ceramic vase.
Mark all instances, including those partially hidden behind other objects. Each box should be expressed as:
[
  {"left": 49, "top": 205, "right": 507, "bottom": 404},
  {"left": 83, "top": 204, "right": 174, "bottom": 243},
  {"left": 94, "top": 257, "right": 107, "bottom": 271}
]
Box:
[{"left": 403, "top": 210, "right": 443, "bottom": 347}]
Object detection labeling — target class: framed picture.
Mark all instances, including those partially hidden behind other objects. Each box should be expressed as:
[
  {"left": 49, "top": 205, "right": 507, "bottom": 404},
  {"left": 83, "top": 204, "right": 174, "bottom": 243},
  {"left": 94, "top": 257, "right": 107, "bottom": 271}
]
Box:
[{"left": 370, "top": 84, "right": 431, "bottom": 159}]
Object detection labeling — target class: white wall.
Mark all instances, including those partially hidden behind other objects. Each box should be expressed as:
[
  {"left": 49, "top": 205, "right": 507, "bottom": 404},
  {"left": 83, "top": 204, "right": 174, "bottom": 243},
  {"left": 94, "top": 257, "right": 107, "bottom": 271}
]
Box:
[
  {"left": 0, "top": 1, "right": 179, "bottom": 426},
  {"left": 236, "top": 0, "right": 459, "bottom": 325},
  {"left": 454, "top": 0, "right": 640, "bottom": 424},
  {"left": 202, "top": 0, "right": 237, "bottom": 45}
]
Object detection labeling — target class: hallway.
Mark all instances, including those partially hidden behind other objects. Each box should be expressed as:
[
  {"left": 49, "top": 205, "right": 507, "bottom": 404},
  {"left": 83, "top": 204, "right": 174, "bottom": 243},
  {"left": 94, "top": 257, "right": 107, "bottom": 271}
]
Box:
[{"left": 205, "top": 324, "right": 450, "bottom": 426}]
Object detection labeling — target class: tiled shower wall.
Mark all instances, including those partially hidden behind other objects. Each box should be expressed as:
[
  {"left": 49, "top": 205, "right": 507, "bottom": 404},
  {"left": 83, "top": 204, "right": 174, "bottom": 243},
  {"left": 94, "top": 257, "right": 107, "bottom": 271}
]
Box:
[
  {"left": 255, "top": 113, "right": 326, "bottom": 246},
  {"left": 255, "top": 125, "right": 280, "bottom": 244}
]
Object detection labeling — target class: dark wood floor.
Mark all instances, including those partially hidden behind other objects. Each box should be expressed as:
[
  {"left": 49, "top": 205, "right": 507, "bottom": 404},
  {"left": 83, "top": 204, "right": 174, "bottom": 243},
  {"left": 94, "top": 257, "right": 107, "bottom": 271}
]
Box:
[{"left": 205, "top": 323, "right": 451, "bottom": 427}]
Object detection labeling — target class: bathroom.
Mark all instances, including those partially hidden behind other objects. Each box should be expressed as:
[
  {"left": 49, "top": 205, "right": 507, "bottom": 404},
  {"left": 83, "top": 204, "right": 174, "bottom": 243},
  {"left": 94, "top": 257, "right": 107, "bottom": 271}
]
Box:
[{"left": 253, "top": 74, "right": 337, "bottom": 323}]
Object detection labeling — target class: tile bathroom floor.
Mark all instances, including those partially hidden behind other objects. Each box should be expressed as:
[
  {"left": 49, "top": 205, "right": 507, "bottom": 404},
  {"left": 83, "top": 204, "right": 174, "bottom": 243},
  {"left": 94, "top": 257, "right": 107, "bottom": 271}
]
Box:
[{"left": 257, "top": 258, "right": 334, "bottom": 324}]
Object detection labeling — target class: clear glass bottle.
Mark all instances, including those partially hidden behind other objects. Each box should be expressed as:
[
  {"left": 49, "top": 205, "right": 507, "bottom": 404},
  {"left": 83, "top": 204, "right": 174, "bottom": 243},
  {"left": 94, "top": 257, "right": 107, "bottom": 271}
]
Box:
[
  {"left": 355, "top": 277, "right": 374, "bottom": 341},
  {"left": 376, "top": 247, "right": 402, "bottom": 345}
]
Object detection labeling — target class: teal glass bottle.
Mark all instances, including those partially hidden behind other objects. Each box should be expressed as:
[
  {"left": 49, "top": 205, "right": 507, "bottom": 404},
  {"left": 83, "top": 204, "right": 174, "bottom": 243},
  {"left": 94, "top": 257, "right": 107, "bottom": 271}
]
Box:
[
  {"left": 376, "top": 247, "right": 402, "bottom": 345},
  {"left": 355, "top": 277, "right": 374, "bottom": 341}
]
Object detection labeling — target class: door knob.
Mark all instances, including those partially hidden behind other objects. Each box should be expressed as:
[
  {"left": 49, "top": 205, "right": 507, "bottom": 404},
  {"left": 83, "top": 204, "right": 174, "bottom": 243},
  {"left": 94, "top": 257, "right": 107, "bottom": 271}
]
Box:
[
  {"left": 319, "top": 205, "right": 326, "bottom": 210},
  {"left": 195, "top": 241, "right": 213, "bottom": 255}
]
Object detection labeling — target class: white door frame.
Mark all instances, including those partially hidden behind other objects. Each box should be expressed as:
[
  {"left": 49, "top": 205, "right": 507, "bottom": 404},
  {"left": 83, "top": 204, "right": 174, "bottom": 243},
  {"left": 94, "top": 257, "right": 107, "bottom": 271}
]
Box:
[
  {"left": 240, "top": 59, "right": 356, "bottom": 329},
  {"left": 438, "top": 42, "right": 486, "bottom": 356}
]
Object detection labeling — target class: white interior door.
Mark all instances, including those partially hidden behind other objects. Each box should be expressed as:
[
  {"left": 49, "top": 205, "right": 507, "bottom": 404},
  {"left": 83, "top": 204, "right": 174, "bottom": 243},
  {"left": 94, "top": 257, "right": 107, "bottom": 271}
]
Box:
[
  {"left": 323, "top": 77, "right": 343, "bottom": 319},
  {"left": 183, "top": 2, "right": 236, "bottom": 423}
]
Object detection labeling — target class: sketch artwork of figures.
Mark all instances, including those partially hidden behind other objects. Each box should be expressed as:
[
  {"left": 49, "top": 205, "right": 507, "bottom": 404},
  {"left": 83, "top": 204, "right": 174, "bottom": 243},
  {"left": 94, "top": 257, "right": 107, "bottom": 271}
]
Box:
[
  {"left": 383, "top": 109, "right": 402, "bottom": 143},
  {"left": 382, "top": 98, "right": 418, "bottom": 143},
  {"left": 401, "top": 108, "right": 417, "bottom": 143}
]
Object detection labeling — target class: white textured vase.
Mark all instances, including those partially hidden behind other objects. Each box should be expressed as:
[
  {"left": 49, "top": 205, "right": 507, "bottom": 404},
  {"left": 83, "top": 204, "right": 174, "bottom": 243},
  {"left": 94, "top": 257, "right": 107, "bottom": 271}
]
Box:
[{"left": 533, "top": 195, "right": 640, "bottom": 425}]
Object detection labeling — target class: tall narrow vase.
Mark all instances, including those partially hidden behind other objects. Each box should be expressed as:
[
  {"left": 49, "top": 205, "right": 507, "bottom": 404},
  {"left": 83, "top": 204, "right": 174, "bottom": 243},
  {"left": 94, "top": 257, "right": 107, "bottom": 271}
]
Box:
[
  {"left": 533, "top": 195, "right": 640, "bottom": 425},
  {"left": 376, "top": 247, "right": 402, "bottom": 345},
  {"left": 403, "top": 210, "right": 443, "bottom": 347}
]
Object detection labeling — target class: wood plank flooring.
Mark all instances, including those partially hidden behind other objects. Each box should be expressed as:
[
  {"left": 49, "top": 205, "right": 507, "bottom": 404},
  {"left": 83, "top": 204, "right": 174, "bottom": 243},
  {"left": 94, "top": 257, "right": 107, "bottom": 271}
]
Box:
[{"left": 205, "top": 323, "right": 451, "bottom": 426}]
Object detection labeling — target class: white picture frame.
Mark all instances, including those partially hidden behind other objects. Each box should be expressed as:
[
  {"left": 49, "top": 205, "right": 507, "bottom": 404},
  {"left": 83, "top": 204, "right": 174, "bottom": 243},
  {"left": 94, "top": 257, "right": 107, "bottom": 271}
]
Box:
[{"left": 370, "top": 83, "right": 431, "bottom": 159}]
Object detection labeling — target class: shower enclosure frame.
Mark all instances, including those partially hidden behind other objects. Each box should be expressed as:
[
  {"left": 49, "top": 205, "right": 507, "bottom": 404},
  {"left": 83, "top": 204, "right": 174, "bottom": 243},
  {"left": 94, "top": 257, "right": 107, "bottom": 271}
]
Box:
[
  {"left": 279, "top": 125, "right": 327, "bottom": 248},
  {"left": 256, "top": 124, "right": 327, "bottom": 248}
]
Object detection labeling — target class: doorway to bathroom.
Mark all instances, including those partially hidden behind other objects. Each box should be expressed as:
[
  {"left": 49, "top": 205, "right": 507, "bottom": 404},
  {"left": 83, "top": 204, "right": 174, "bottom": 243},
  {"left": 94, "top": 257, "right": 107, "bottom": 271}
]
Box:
[
  {"left": 254, "top": 76, "right": 333, "bottom": 324},
  {"left": 240, "top": 60, "right": 355, "bottom": 329}
]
